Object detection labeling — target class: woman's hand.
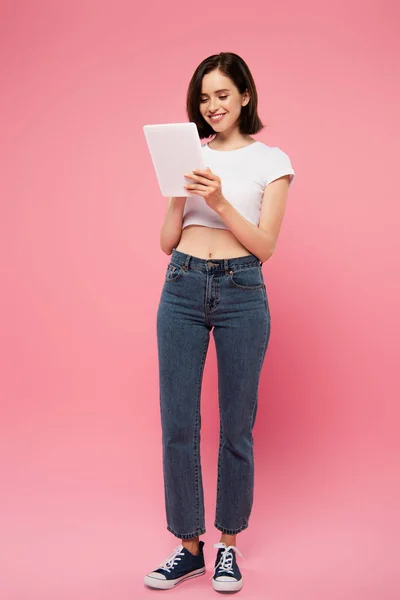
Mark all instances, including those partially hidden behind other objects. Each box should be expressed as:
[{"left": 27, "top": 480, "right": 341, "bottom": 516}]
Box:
[{"left": 183, "top": 167, "right": 229, "bottom": 213}]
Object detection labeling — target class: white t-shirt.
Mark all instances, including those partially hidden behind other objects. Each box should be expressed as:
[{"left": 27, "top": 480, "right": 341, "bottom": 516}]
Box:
[{"left": 182, "top": 140, "right": 295, "bottom": 230}]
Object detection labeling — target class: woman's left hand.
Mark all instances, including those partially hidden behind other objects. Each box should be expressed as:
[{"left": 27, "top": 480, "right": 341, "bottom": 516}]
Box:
[{"left": 183, "top": 167, "right": 228, "bottom": 213}]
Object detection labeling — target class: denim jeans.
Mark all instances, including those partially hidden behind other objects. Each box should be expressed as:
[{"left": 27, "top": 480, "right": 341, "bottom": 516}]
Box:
[{"left": 156, "top": 248, "right": 271, "bottom": 539}]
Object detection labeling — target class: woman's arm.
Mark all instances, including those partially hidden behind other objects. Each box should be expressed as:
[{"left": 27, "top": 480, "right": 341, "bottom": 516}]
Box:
[
  {"left": 215, "top": 176, "right": 291, "bottom": 262},
  {"left": 160, "top": 197, "right": 187, "bottom": 255}
]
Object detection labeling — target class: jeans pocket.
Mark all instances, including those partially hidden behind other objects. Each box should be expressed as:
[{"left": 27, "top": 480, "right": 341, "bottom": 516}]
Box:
[
  {"left": 165, "top": 262, "right": 185, "bottom": 282},
  {"left": 228, "top": 265, "right": 264, "bottom": 290}
]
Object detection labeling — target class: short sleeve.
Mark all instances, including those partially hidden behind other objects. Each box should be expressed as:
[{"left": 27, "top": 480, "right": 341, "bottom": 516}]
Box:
[{"left": 265, "top": 147, "right": 295, "bottom": 187}]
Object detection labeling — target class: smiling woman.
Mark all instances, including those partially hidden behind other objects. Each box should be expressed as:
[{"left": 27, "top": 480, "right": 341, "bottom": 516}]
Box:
[
  {"left": 160, "top": 53, "right": 295, "bottom": 261},
  {"left": 145, "top": 52, "right": 296, "bottom": 593}
]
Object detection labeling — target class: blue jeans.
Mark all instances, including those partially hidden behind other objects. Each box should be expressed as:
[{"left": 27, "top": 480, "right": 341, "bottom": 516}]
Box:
[{"left": 156, "top": 248, "right": 271, "bottom": 539}]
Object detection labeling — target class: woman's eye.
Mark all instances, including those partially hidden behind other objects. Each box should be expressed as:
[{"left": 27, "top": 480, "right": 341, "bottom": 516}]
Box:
[{"left": 200, "top": 96, "right": 228, "bottom": 103}]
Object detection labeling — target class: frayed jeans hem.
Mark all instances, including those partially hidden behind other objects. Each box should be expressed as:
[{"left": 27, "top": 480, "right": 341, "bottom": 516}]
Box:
[{"left": 167, "top": 524, "right": 206, "bottom": 539}]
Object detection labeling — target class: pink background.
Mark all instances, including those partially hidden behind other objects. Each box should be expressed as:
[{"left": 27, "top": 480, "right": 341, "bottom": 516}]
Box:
[{"left": 1, "top": 1, "right": 399, "bottom": 599}]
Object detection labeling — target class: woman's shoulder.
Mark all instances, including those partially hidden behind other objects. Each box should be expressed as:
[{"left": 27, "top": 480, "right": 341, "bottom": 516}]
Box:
[{"left": 255, "top": 141, "right": 288, "bottom": 154}]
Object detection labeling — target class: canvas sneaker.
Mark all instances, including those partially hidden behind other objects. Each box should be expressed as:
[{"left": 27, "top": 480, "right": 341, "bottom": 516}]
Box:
[
  {"left": 211, "top": 542, "right": 244, "bottom": 592},
  {"left": 144, "top": 540, "right": 206, "bottom": 590}
]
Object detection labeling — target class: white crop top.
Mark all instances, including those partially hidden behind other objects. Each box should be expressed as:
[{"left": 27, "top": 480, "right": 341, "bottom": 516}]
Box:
[{"left": 182, "top": 140, "right": 295, "bottom": 230}]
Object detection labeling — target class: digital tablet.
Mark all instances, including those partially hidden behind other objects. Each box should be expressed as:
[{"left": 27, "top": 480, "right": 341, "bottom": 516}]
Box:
[{"left": 143, "top": 122, "right": 207, "bottom": 197}]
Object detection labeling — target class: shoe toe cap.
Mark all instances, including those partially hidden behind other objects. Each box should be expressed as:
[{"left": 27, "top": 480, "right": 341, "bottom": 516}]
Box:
[
  {"left": 215, "top": 575, "right": 239, "bottom": 582},
  {"left": 146, "top": 571, "right": 167, "bottom": 580}
]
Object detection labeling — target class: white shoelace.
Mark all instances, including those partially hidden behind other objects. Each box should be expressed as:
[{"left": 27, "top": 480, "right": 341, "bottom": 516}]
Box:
[
  {"left": 158, "top": 544, "right": 185, "bottom": 573},
  {"left": 210, "top": 542, "right": 244, "bottom": 580}
]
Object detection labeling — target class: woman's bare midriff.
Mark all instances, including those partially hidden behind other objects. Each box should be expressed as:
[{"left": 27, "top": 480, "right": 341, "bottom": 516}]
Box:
[{"left": 175, "top": 224, "right": 253, "bottom": 260}]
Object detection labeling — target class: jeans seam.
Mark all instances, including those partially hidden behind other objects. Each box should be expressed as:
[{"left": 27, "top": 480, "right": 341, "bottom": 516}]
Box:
[
  {"left": 215, "top": 415, "right": 224, "bottom": 525},
  {"left": 250, "top": 309, "right": 270, "bottom": 430},
  {"left": 193, "top": 336, "right": 209, "bottom": 532},
  {"left": 262, "top": 284, "right": 271, "bottom": 316}
]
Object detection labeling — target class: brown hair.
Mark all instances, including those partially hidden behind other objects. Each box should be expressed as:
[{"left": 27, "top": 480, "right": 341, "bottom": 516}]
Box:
[{"left": 186, "top": 52, "right": 265, "bottom": 139}]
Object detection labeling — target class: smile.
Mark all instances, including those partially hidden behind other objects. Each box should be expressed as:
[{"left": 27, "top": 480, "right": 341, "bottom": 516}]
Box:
[{"left": 209, "top": 113, "right": 226, "bottom": 122}]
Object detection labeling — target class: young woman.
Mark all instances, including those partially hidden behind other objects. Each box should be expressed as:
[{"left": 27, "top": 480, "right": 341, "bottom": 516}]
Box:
[{"left": 144, "top": 52, "right": 295, "bottom": 593}]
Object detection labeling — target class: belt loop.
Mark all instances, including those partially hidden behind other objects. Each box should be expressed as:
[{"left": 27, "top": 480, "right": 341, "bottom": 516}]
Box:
[
  {"left": 224, "top": 258, "right": 229, "bottom": 276},
  {"left": 184, "top": 254, "right": 191, "bottom": 270}
]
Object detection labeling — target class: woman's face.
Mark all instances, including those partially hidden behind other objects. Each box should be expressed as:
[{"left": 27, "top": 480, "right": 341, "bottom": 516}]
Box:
[{"left": 199, "top": 69, "right": 249, "bottom": 133}]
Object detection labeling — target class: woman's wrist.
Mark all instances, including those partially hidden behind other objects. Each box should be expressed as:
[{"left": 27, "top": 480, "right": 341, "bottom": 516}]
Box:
[{"left": 170, "top": 196, "right": 187, "bottom": 205}]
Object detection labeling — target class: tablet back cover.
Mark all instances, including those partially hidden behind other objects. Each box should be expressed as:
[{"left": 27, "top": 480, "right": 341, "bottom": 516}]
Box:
[{"left": 143, "top": 122, "right": 206, "bottom": 196}]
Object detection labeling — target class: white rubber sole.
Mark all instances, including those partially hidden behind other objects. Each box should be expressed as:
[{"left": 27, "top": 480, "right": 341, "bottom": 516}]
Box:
[
  {"left": 144, "top": 566, "right": 206, "bottom": 589},
  {"left": 212, "top": 577, "right": 243, "bottom": 592}
]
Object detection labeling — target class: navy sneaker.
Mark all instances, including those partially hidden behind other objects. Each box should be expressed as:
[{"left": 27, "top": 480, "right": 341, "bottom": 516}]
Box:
[
  {"left": 144, "top": 541, "right": 206, "bottom": 590},
  {"left": 211, "top": 542, "right": 244, "bottom": 592}
]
